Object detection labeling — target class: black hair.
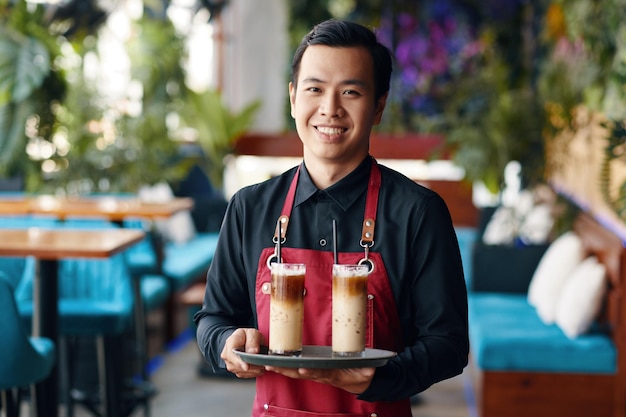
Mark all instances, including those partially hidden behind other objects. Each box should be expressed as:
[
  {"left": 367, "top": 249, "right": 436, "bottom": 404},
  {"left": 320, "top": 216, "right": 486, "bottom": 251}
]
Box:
[{"left": 291, "top": 19, "right": 393, "bottom": 102}]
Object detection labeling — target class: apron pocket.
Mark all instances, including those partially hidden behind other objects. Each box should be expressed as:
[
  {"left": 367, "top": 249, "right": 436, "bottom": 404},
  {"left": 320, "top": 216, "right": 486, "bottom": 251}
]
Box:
[{"left": 264, "top": 404, "right": 371, "bottom": 417}]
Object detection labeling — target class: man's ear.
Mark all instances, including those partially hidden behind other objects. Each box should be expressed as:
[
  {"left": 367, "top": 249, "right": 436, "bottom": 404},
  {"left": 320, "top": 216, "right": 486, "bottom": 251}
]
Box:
[
  {"left": 289, "top": 82, "right": 296, "bottom": 119},
  {"left": 373, "top": 93, "right": 389, "bottom": 125}
]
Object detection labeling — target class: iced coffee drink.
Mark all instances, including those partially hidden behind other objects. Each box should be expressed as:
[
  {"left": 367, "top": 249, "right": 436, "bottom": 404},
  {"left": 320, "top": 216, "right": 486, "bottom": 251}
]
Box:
[
  {"left": 269, "top": 263, "right": 306, "bottom": 356},
  {"left": 332, "top": 264, "right": 369, "bottom": 356}
]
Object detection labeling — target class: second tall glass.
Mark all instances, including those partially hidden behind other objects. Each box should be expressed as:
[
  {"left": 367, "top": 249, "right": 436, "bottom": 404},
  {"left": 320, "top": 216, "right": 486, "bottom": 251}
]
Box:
[{"left": 332, "top": 264, "right": 369, "bottom": 357}]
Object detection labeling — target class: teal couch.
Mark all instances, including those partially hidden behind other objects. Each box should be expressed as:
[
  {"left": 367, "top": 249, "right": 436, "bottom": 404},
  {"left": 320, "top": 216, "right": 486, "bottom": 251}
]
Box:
[{"left": 466, "top": 213, "right": 626, "bottom": 417}]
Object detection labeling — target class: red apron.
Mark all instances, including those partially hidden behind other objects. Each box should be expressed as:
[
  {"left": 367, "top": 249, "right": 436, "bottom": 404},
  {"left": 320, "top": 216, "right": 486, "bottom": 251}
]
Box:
[{"left": 253, "top": 160, "right": 412, "bottom": 417}]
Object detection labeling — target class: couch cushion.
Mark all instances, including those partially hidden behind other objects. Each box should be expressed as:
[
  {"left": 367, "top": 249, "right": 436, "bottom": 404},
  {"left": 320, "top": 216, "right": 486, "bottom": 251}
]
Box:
[
  {"left": 163, "top": 233, "right": 219, "bottom": 290},
  {"left": 527, "top": 231, "right": 585, "bottom": 324},
  {"left": 454, "top": 227, "right": 477, "bottom": 288},
  {"left": 468, "top": 293, "right": 615, "bottom": 374},
  {"left": 141, "top": 274, "right": 171, "bottom": 312},
  {"left": 555, "top": 256, "right": 607, "bottom": 339}
]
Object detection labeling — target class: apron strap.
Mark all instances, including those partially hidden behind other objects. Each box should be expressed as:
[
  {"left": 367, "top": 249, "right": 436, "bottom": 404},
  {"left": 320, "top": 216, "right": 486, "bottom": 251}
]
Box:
[
  {"left": 273, "top": 166, "right": 300, "bottom": 242},
  {"left": 361, "top": 158, "right": 381, "bottom": 247}
]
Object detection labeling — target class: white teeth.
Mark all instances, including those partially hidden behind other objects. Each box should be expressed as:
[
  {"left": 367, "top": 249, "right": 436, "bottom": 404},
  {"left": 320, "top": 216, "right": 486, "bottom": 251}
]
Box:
[{"left": 317, "top": 126, "right": 344, "bottom": 135}]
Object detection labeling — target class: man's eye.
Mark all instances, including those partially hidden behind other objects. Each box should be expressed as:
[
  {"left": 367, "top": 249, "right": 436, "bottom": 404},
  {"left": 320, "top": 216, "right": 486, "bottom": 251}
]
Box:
[
  {"left": 306, "top": 87, "right": 321, "bottom": 93},
  {"left": 344, "top": 90, "right": 360, "bottom": 96}
]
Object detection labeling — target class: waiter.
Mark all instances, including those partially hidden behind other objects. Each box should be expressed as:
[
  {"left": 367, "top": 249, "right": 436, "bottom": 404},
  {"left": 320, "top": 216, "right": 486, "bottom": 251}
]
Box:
[{"left": 194, "top": 19, "right": 469, "bottom": 417}]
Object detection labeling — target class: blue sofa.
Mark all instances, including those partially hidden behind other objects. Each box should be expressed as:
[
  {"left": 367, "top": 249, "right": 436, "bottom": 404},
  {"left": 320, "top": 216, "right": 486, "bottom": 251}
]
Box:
[{"left": 467, "top": 213, "right": 626, "bottom": 417}]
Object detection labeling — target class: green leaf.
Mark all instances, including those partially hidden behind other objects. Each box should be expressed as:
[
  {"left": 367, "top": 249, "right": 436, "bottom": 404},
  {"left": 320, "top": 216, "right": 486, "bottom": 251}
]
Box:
[
  {"left": 0, "top": 100, "right": 32, "bottom": 176},
  {"left": 0, "top": 32, "right": 50, "bottom": 103},
  {"left": 180, "top": 88, "right": 260, "bottom": 186}
]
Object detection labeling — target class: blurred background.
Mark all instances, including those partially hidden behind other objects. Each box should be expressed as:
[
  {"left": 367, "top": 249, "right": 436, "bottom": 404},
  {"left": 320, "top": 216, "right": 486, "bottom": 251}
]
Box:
[
  {"left": 3, "top": 1, "right": 626, "bottom": 417},
  {"left": 2, "top": 0, "right": 625, "bottom": 219}
]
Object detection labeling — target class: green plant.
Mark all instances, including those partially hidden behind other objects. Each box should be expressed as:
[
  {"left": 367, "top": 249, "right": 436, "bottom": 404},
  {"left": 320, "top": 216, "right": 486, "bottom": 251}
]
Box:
[
  {"left": 436, "top": 12, "right": 546, "bottom": 195},
  {"left": 541, "top": 0, "right": 626, "bottom": 221},
  {"left": 0, "top": 0, "right": 116, "bottom": 191},
  {"left": 0, "top": 0, "right": 66, "bottom": 186},
  {"left": 1, "top": 1, "right": 251, "bottom": 194},
  {"left": 180, "top": 88, "right": 261, "bottom": 188},
  {"left": 600, "top": 120, "right": 626, "bottom": 219},
  {"left": 22, "top": 12, "right": 192, "bottom": 194}
]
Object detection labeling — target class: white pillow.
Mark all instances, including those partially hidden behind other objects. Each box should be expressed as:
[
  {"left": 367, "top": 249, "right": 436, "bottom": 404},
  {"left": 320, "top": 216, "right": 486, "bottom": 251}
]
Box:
[
  {"left": 555, "top": 256, "right": 607, "bottom": 339},
  {"left": 482, "top": 206, "right": 517, "bottom": 245},
  {"left": 164, "top": 210, "right": 197, "bottom": 245},
  {"left": 518, "top": 203, "right": 554, "bottom": 245},
  {"left": 527, "top": 231, "right": 584, "bottom": 324},
  {"left": 138, "top": 182, "right": 197, "bottom": 244}
]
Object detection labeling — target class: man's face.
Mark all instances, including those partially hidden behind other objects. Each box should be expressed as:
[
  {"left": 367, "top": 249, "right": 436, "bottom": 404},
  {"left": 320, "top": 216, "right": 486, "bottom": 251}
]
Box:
[{"left": 289, "top": 45, "right": 387, "bottom": 169}]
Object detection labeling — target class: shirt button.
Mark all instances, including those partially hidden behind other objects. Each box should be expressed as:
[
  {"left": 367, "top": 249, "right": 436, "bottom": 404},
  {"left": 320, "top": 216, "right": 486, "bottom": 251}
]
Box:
[{"left": 319, "top": 238, "right": 327, "bottom": 247}]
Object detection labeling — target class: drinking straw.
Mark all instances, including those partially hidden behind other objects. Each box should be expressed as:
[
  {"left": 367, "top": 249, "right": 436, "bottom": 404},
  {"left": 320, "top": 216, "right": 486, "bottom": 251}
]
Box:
[
  {"left": 276, "top": 218, "right": 282, "bottom": 263},
  {"left": 332, "top": 219, "right": 338, "bottom": 264}
]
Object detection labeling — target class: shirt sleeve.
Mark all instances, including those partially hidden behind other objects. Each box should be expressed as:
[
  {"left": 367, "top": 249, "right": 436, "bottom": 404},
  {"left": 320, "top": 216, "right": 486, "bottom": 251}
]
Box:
[
  {"left": 358, "top": 192, "right": 469, "bottom": 402},
  {"left": 194, "top": 192, "right": 255, "bottom": 370}
]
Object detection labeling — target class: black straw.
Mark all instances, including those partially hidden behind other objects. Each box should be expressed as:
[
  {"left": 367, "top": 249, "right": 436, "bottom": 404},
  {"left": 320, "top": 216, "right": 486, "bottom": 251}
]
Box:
[
  {"left": 276, "top": 218, "right": 282, "bottom": 263},
  {"left": 332, "top": 219, "right": 338, "bottom": 264}
]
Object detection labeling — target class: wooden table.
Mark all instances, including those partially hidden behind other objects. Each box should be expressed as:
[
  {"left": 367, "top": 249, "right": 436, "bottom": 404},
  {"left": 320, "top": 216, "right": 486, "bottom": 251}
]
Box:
[
  {"left": 0, "top": 195, "right": 196, "bottom": 415},
  {"left": 0, "top": 195, "right": 194, "bottom": 221},
  {"left": 0, "top": 228, "right": 145, "bottom": 417},
  {"left": 0, "top": 198, "right": 32, "bottom": 215}
]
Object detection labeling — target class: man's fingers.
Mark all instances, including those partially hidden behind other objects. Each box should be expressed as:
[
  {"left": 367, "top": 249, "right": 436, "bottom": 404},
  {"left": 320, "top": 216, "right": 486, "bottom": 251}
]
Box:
[
  {"left": 221, "top": 328, "right": 266, "bottom": 378},
  {"left": 243, "top": 329, "right": 265, "bottom": 353}
]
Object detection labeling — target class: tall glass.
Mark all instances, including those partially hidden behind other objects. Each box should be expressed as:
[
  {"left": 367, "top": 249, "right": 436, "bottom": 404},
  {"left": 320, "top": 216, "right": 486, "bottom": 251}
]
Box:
[
  {"left": 269, "top": 263, "right": 306, "bottom": 356},
  {"left": 332, "top": 264, "right": 369, "bottom": 357}
]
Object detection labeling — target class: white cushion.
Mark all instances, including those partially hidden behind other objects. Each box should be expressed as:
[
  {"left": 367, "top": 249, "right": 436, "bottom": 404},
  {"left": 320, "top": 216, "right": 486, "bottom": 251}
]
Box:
[
  {"left": 518, "top": 203, "right": 554, "bottom": 245},
  {"left": 555, "top": 256, "right": 607, "bottom": 339},
  {"left": 527, "top": 231, "right": 584, "bottom": 324},
  {"left": 482, "top": 206, "right": 517, "bottom": 245},
  {"left": 138, "top": 182, "right": 196, "bottom": 244}
]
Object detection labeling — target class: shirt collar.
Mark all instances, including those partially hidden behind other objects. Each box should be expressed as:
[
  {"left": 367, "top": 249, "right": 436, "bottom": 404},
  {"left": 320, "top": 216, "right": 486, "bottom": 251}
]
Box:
[{"left": 295, "top": 156, "right": 371, "bottom": 211}]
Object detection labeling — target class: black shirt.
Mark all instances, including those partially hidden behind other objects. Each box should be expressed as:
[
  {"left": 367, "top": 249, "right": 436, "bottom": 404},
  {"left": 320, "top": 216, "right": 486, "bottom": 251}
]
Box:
[{"left": 195, "top": 156, "right": 469, "bottom": 402}]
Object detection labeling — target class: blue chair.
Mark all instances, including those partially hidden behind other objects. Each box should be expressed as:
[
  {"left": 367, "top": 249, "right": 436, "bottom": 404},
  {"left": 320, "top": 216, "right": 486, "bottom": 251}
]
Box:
[
  {"left": 0, "top": 274, "right": 56, "bottom": 417},
  {"left": 61, "top": 217, "right": 170, "bottom": 311},
  {"left": 45, "top": 217, "right": 165, "bottom": 416},
  {"left": 0, "top": 256, "right": 34, "bottom": 291},
  {"left": 16, "top": 252, "right": 135, "bottom": 417}
]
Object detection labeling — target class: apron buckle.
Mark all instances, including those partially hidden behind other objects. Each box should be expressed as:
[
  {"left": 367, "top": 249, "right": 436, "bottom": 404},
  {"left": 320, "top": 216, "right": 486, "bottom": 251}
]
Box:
[{"left": 358, "top": 241, "right": 375, "bottom": 273}]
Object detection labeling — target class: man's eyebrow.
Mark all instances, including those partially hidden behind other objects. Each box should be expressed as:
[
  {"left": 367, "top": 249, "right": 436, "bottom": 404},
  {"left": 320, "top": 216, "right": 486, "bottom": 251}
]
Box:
[{"left": 301, "top": 77, "right": 369, "bottom": 89}]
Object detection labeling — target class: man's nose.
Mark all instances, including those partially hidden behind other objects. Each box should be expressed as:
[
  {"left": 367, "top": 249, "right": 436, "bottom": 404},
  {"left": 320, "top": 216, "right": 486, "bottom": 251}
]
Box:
[{"left": 318, "top": 93, "right": 344, "bottom": 117}]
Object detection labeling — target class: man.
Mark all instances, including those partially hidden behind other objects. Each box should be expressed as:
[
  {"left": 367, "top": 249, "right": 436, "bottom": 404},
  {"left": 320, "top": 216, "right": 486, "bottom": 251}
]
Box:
[{"left": 195, "top": 19, "right": 469, "bottom": 416}]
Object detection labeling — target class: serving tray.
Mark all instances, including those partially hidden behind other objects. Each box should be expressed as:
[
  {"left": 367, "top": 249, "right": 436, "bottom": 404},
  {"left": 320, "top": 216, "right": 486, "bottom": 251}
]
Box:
[{"left": 234, "top": 345, "right": 396, "bottom": 369}]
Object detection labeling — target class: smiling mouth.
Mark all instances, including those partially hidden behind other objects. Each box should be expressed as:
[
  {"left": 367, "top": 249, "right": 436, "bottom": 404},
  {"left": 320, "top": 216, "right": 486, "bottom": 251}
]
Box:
[{"left": 316, "top": 126, "right": 347, "bottom": 135}]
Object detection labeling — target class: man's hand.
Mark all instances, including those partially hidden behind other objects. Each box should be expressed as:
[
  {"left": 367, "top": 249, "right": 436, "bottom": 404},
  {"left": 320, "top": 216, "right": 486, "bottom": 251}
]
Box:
[
  {"left": 221, "top": 328, "right": 266, "bottom": 379},
  {"left": 264, "top": 366, "right": 375, "bottom": 395}
]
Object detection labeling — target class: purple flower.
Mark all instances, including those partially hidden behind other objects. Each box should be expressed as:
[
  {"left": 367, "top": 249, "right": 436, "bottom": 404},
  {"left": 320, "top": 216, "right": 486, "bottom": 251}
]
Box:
[{"left": 376, "top": 0, "right": 518, "bottom": 127}]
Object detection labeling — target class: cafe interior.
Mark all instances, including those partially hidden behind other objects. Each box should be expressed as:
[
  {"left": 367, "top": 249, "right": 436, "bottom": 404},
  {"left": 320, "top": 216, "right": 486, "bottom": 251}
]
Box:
[{"left": 2, "top": 1, "right": 626, "bottom": 416}]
